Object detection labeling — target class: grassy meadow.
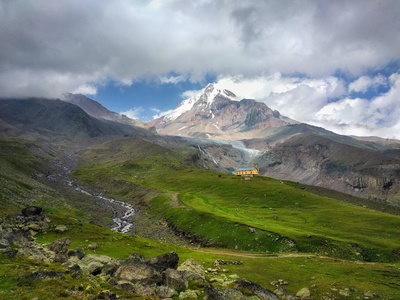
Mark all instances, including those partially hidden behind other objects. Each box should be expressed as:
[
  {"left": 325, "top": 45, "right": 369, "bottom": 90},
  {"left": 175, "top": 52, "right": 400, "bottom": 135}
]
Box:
[{"left": 74, "top": 138, "right": 400, "bottom": 263}]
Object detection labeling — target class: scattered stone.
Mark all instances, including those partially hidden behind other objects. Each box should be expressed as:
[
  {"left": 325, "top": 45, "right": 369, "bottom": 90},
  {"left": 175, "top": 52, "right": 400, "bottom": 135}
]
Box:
[
  {"left": 21, "top": 206, "right": 43, "bottom": 217},
  {"left": 274, "top": 286, "right": 289, "bottom": 299},
  {"left": 204, "top": 284, "right": 247, "bottom": 300},
  {"left": 114, "top": 253, "right": 162, "bottom": 285},
  {"left": 96, "top": 290, "right": 117, "bottom": 300},
  {"left": 364, "top": 291, "right": 374, "bottom": 298},
  {"left": 156, "top": 285, "right": 178, "bottom": 298},
  {"left": 146, "top": 252, "right": 179, "bottom": 272},
  {"left": 163, "top": 268, "right": 188, "bottom": 290},
  {"left": 67, "top": 264, "right": 83, "bottom": 278},
  {"left": 235, "top": 279, "right": 280, "bottom": 300},
  {"left": 177, "top": 258, "right": 206, "bottom": 282},
  {"left": 4, "top": 248, "right": 18, "bottom": 258},
  {"left": 0, "top": 238, "right": 9, "bottom": 249},
  {"left": 48, "top": 237, "right": 71, "bottom": 263},
  {"left": 54, "top": 225, "right": 68, "bottom": 233},
  {"left": 19, "top": 269, "right": 65, "bottom": 281},
  {"left": 339, "top": 289, "right": 350, "bottom": 297},
  {"left": 296, "top": 287, "right": 311, "bottom": 299},
  {"left": 28, "top": 224, "right": 42, "bottom": 231},
  {"left": 87, "top": 242, "right": 98, "bottom": 250},
  {"left": 248, "top": 227, "right": 256, "bottom": 233},
  {"left": 179, "top": 289, "right": 200, "bottom": 300},
  {"left": 67, "top": 247, "right": 85, "bottom": 259}
]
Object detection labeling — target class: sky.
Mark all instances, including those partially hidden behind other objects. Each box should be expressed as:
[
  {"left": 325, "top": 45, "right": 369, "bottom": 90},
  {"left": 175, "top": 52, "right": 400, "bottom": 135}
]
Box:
[{"left": 1, "top": 0, "right": 400, "bottom": 138}]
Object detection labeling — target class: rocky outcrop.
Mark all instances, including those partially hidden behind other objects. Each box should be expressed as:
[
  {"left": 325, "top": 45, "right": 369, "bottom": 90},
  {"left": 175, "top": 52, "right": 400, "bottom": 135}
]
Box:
[{"left": 0, "top": 207, "right": 288, "bottom": 299}]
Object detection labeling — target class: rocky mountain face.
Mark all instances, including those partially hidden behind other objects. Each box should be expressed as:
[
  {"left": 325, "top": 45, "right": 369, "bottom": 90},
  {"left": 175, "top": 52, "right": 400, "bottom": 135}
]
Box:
[
  {"left": 255, "top": 133, "right": 400, "bottom": 205},
  {"left": 149, "top": 83, "right": 297, "bottom": 140},
  {"left": 63, "top": 93, "right": 153, "bottom": 130}
]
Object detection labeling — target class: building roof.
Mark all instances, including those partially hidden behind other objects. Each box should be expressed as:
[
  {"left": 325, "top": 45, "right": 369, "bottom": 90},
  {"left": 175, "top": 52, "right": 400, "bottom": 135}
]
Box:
[{"left": 237, "top": 167, "right": 257, "bottom": 171}]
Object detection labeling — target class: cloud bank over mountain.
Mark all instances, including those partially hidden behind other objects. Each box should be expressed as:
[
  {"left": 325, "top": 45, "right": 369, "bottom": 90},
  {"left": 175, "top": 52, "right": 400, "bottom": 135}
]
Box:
[{"left": 1, "top": 0, "right": 400, "bottom": 137}]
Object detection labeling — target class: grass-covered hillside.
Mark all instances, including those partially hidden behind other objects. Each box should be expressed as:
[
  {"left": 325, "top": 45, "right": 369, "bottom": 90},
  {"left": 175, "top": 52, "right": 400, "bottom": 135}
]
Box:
[
  {"left": 1, "top": 204, "right": 400, "bottom": 300},
  {"left": 74, "top": 138, "right": 400, "bottom": 263}
]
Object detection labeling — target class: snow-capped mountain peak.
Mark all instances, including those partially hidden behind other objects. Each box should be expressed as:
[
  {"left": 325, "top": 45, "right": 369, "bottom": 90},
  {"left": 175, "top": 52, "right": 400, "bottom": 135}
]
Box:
[{"left": 162, "top": 83, "right": 238, "bottom": 122}]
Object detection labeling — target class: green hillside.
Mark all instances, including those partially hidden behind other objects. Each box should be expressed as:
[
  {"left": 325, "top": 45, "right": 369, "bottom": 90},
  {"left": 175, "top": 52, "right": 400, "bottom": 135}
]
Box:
[{"left": 74, "top": 138, "right": 400, "bottom": 262}]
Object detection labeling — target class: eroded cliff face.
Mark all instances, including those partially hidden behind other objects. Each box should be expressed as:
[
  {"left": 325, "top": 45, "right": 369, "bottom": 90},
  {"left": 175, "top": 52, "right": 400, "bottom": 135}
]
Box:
[{"left": 256, "top": 134, "right": 400, "bottom": 205}]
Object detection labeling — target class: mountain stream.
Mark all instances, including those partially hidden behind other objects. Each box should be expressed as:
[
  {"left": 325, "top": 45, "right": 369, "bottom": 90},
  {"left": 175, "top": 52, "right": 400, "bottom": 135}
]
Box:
[{"left": 50, "top": 151, "right": 136, "bottom": 234}]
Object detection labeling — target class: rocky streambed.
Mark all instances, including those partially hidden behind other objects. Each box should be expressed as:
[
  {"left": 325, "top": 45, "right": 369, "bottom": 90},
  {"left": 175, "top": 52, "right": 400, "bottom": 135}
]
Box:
[{"left": 50, "top": 151, "right": 136, "bottom": 234}]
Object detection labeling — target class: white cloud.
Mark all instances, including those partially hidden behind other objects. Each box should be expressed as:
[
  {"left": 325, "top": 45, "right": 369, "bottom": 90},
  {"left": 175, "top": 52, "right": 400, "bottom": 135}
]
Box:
[
  {"left": 211, "top": 74, "right": 346, "bottom": 122},
  {"left": 348, "top": 75, "right": 387, "bottom": 93},
  {"left": 72, "top": 84, "right": 97, "bottom": 95},
  {"left": 1, "top": 1, "right": 400, "bottom": 98},
  {"left": 159, "top": 75, "right": 187, "bottom": 84},
  {"left": 120, "top": 107, "right": 144, "bottom": 119},
  {"left": 312, "top": 73, "right": 400, "bottom": 139}
]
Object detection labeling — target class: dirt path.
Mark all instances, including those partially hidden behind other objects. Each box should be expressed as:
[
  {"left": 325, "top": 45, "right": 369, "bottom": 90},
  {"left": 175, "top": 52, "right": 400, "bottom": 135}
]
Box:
[{"left": 192, "top": 248, "right": 317, "bottom": 259}]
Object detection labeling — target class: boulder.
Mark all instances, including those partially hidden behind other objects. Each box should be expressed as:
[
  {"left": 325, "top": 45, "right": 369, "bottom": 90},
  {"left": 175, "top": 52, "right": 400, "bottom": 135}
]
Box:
[
  {"left": 204, "top": 285, "right": 247, "bottom": 300},
  {"left": 19, "top": 269, "right": 65, "bottom": 281},
  {"left": 274, "top": 286, "right": 289, "bottom": 299},
  {"left": 67, "top": 264, "right": 83, "bottom": 278},
  {"left": 0, "top": 238, "right": 9, "bottom": 249},
  {"left": 87, "top": 242, "right": 98, "bottom": 250},
  {"left": 27, "top": 224, "right": 42, "bottom": 231},
  {"left": 79, "top": 254, "right": 119, "bottom": 275},
  {"left": 114, "top": 254, "right": 162, "bottom": 285},
  {"left": 67, "top": 247, "right": 86, "bottom": 259},
  {"left": 177, "top": 258, "right": 206, "bottom": 282},
  {"left": 146, "top": 252, "right": 179, "bottom": 272},
  {"left": 163, "top": 268, "right": 188, "bottom": 291},
  {"left": 235, "top": 279, "right": 280, "bottom": 300},
  {"left": 296, "top": 287, "right": 311, "bottom": 299},
  {"left": 21, "top": 206, "right": 43, "bottom": 217},
  {"left": 96, "top": 290, "right": 117, "bottom": 300},
  {"left": 156, "top": 285, "right": 178, "bottom": 298},
  {"left": 179, "top": 289, "right": 201, "bottom": 300},
  {"left": 54, "top": 225, "right": 68, "bottom": 233},
  {"left": 48, "top": 237, "right": 71, "bottom": 263}
]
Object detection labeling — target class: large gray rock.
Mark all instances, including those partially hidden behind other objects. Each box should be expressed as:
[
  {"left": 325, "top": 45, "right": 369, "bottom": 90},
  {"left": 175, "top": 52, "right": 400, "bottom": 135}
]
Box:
[
  {"left": 163, "top": 268, "right": 188, "bottom": 291},
  {"left": 179, "top": 289, "right": 201, "bottom": 300},
  {"left": 204, "top": 285, "right": 247, "bottom": 300},
  {"left": 156, "top": 285, "right": 178, "bottom": 298},
  {"left": 146, "top": 252, "right": 179, "bottom": 272},
  {"left": 75, "top": 254, "right": 120, "bottom": 276},
  {"left": 54, "top": 225, "right": 68, "bottom": 233},
  {"left": 48, "top": 237, "right": 71, "bottom": 263},
  {"left": 21, "top": 206, "right": 43, "bottom": 217},
  {"left": 66, "top": 264, "right": 83, "bottom": 278},
  {"left": 19, "top": 269, "right": 65, "bottom": 281},
  {"left": 0, "top": 238, "right": 9, "bottom": 249},
  {"left": 177, "top": 258, "right": 205, "bottom": 282},
  {"left": 114, "top": 254, "right": 162, "bottom": 285},
  {"left": 67, "top": 247, "right": 85, "bottom": 259},
  {"left": 296, "top": 287, "right": 310, "bottom": 299},
  {"left": 235, "top": 279, "right": 280, "bottom": 300}
]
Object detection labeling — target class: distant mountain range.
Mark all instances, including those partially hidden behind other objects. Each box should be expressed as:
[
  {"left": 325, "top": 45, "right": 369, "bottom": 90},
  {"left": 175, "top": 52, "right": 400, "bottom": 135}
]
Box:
[
  {"left": 1, "top": 87, "right": 400, "bottom": 205},
  {"left": 0, "top": 97, "right": 153, "bottom": 139},
  {"left": 149, "top": 83, "right": 400, "bottom": 205}
]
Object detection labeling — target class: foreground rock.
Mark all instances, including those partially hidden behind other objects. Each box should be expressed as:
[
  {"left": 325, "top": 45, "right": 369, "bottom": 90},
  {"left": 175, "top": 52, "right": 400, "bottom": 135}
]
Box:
[{"left": 1, "top": 207, "right": 286, "bottom": 299}]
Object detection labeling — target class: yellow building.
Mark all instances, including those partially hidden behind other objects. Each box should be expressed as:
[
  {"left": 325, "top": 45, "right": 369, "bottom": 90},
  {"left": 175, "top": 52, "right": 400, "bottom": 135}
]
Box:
[{"left": 236, "top": 167, "right": 259, "bottom": 176}]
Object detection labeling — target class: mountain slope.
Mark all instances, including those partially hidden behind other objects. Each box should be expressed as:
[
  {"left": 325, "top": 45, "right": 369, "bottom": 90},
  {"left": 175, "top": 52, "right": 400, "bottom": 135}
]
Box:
[
  {"left": 0, "top": 98, "right": 153, "bottom": 139},
  {"left": 63, "top": 93, "right": 153, "bottom": 130},
  {"left": 255, "top": 132, "right": 400, "bottom": 204},
  {"left": 150, "top": 83, "right": 297, "bottom": 140}
]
